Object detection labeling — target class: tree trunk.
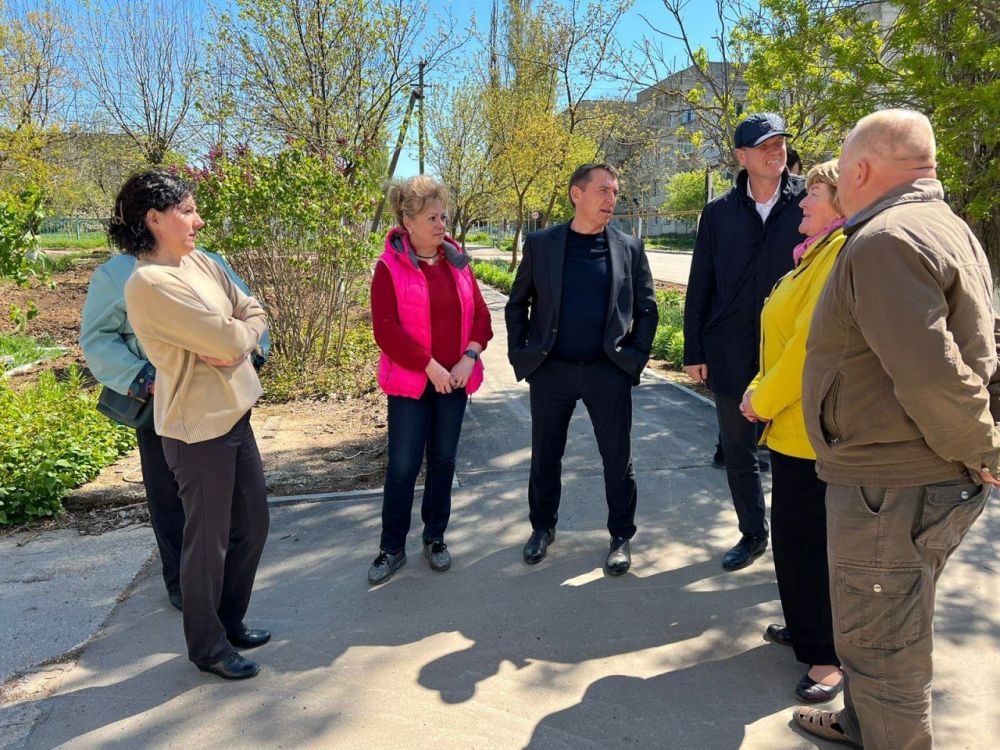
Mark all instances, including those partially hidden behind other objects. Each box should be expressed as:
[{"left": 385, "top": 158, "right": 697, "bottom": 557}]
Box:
[
  {"left": 971, "top": 212, "right": 1000, "bottom": 288},
  {"left": 510, "top": 221, "right": 523, "bottom": 271}
]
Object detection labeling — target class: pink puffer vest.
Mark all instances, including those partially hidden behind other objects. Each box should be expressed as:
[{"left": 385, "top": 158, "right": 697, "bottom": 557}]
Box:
[{"left": 376, "top": 232, "right": 484, "bottom": 399}]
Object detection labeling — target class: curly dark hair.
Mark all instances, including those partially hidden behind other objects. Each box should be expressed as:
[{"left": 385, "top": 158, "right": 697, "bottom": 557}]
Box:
[{"left": 108, "top": 171, "right": 195, "bottom": 257}]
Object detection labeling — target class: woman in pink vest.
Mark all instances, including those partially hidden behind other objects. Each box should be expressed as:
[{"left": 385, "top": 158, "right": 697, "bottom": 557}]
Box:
[{"left": 368, "top": 175, "right": 493, "bottom": 585}]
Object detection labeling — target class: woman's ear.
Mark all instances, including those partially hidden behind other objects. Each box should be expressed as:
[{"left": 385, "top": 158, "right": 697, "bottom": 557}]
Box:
[{"left": 145, "top": 208, "right": 160, "bottom": 231}]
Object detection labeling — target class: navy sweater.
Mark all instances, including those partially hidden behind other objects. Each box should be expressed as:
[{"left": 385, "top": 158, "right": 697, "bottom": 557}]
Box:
[{"left": 550, "top": 228, "right": 611, "bottom": 364}]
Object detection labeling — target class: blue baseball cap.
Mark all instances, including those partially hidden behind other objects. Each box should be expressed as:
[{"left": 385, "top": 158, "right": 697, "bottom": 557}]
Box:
[{"left": 734, "top": 113, "right": 792, "bottom": 148}]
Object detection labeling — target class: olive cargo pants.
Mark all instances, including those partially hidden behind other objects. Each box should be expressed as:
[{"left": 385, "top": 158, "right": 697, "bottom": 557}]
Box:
[{"left": 825, "top": 478, "right": 989, "bottom": 750}]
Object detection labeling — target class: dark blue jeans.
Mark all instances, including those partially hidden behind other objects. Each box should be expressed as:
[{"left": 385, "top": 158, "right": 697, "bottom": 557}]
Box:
[{"left": 381, "top": 382, "right": 469, "bottom": 553}]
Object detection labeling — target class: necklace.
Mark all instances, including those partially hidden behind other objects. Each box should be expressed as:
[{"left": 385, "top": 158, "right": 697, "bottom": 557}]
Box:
[{"left": 414, "top": 250, "right": 439, "bottom": 264}]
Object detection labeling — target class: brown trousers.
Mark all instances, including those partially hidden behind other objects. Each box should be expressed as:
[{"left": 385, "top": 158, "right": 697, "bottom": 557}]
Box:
[{"left": 826, "top": 478, "right": 989, "bottom": 750}]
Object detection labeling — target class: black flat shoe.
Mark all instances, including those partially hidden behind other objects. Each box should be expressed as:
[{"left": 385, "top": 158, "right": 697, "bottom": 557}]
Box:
[
  {"left": 605, "top": 537, "right": 631, "bottom": 576},
  {"left": 197, "top": 652, "right": 260, "bottom": 680},
  {"left": 764, "top": 623, "right": 793, "bottom": 647},
  {"left": 227, "top": 627, "right": 271, "bottom": 649},
  {"left": 523, "top": 529, "right": 554, "bottom": 564},
  {"left": 722, "top": 533, "right": 768, "bottom": 571},
  {"left": 795, "top": 672, "right": 844, "bottom": 703},
  {"left": 168, "top": 591, "right": 183, "bottom": 611}
]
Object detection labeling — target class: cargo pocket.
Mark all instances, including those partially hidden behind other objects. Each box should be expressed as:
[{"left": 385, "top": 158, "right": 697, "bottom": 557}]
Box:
[
  {"left": 834, "top": 564, "right": 923, "bottom": 649},
  {"left": 915, "top": 481, "right": 988, "bottom": 551}
]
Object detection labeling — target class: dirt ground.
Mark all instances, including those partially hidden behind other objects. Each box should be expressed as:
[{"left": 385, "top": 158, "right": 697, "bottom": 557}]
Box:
[{"left": 1, "top": 256, "right": 390, "bottom": 535}]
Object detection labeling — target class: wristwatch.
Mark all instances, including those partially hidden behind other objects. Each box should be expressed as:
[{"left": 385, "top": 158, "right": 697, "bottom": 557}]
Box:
[{"left": 463, "top": 349, "right": 479, "bottom": 360}]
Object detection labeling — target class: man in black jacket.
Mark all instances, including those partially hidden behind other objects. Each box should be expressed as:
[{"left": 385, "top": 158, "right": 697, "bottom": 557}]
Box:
[
  {"left": 505, "top": 163, "right": 659, "bottom": 575},
  {"left": 683, "top": 113, "right": 806, "bottom": 571}
]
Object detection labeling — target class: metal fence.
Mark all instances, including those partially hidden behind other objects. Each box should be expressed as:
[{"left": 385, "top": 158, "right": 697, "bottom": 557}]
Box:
[{"left": 38, "top": 217, "right": 106, "bottom": 238}]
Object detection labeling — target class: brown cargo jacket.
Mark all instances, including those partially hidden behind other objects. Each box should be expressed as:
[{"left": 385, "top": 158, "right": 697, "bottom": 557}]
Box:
[{"left": 802, "top": 178, "right": 1000, "bottom": 486}]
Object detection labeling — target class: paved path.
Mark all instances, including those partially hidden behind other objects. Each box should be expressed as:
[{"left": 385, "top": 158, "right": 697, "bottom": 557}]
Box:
[
  {"left": 4, "top": 288, "right": 999, "bottom": 749},
  {"left": 467, "top": 245, "right": 694, "bottom": 286}
]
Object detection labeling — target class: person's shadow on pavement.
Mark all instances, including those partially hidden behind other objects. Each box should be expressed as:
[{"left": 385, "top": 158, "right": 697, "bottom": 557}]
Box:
[
  {"left": 412, "top": 552, "right": 781, "bottom": 706},
  {"left": 523, "top": 645, "right": 798, "bottom": 750}
]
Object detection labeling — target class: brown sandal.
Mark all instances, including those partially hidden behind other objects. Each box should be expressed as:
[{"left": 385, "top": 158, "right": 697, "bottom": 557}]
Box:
[{"left": 792, "top": 707, "right": 862, "bottom": 747}]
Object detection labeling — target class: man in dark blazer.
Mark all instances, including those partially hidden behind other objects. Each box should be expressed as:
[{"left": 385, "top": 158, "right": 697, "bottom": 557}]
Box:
[
  {"left": 683, "top": 113, "right": 806, "bottom": 571},
  {"left": 505, "top": 163, "right": 659, "bottom": 575}
]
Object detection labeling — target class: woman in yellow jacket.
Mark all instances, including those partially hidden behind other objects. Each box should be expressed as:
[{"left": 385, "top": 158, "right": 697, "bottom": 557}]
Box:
[{"left": 740, "top": 160, "right": 847, "bottom": 704}]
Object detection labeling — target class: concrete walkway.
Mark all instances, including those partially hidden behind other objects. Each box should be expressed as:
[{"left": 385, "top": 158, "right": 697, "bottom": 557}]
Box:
[{"left": 3, "top": 287, "right": 999, "bottom": 749}]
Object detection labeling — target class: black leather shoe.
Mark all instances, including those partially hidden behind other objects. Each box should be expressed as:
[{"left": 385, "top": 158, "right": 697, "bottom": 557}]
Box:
[
  {"left": 605, "top": 537, "right": 631, "bottom": 576},
  {"left": 712, "top": 445, "right": 726, "bottom": 470},
  {"left": 721, "top": 533, "right": 768, "bottom": 571},
  {"left": 168, "top": 591, "right": 183, "bottom": 611},
  {"left": 228, "top": 627, "right": 271, "bottom": 649},
  {"left": 523, "top": 529, "right": 554, "bottom": 564},
  {"left": 197, "top": 652, "right": 260, "bottom": 680},
  {"left": 764, "top": 623, "right": 793, "bottom": 647},
  {"left": 795, "top": 672, "right": 844, "bottom": 703}
]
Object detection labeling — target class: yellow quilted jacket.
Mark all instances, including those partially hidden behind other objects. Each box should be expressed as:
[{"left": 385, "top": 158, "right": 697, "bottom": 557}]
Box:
[{"left": 748, "top": 228, "right": 848, "bottom": 459}]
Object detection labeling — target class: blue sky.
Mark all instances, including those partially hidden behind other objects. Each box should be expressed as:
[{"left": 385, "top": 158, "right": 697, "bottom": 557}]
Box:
[
  {"left": 395, "top": 0, "right": 724, "bottom": 175},
  {"left": 48, "top": 0, "right": 724, "bottom": 174}
]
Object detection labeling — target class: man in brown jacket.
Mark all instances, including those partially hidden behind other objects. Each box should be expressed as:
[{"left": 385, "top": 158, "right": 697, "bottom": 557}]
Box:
[{"left": 796, "top": 109, "right": 998, "bottom": 749}]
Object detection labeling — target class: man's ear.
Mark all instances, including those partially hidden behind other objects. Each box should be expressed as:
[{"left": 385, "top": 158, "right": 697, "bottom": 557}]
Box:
[
  {"left": 735, "top": 148, "right": 747, "bottom": 168},
  {"left": 569, "top": 185, "right": 581, "bottom": 207},
  {"left": 855, "top": 157, "right": 871, "bottom": 188}
]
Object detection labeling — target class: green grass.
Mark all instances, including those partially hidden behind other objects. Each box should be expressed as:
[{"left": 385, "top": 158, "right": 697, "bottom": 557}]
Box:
[
  {"left": 0, "top": 332, "right": 59, "bottom": 369},
  {"left": 37, "top": 248, "right": 107, "bottom": 272},
  {"left": 37, "top": 232, "right": 108, "bottom": 250}
]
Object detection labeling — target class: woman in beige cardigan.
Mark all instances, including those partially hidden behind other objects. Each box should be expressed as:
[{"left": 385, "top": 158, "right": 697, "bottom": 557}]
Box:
[{"left": 117, "top": 171, "right": 270, "bottom": 681}]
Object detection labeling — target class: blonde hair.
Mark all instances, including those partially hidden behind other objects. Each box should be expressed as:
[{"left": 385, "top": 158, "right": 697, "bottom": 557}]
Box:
[
  {"left": 386, "top": 175, "right": 451, "bottom": 229},
  {"left": 805, "top": 159, "right": 842, "bottom": 216}
]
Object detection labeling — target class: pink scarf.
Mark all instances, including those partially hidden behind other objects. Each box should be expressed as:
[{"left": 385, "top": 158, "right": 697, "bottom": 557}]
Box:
[{"left": 793, "top": 216, "right": 847, "bottom": 266}]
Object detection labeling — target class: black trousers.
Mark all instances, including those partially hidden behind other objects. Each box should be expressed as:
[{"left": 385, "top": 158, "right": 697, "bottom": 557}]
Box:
[
  {"left": 770, "top": 449, "right": 838, "bottom": 667},
  {"left": 135, "top": 427, "right": 185, "bottom": 599},
  {"left": 162, "top": 412, "right": 270, "bottom": 666},
  {"left": 713, "top": 392, "right": 768, "bottom": 537},
  {"left": 528, "top": 358, "right": 637, "bottom": 539}
]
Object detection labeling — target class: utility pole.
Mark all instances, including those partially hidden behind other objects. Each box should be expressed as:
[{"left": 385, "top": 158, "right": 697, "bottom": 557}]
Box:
[
  {"left": 418, "top": 60, "right": 426, "bottom": 175},
  {"left": 371, "top": 61, "right": 427, "bottom": 233}
]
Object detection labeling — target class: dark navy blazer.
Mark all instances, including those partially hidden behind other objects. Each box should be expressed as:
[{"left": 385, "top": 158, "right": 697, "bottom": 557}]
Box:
[
  {"left": 683, "top": 169, "right": 806, "bottom": 396},
  {"left": 505, "top": 222, "right": 659, "bottom": 385}
]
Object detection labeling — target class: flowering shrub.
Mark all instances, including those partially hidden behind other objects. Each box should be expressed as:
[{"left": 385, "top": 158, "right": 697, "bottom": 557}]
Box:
[{"left": 188, "top": 144, "right": 382, "bottom": 383}]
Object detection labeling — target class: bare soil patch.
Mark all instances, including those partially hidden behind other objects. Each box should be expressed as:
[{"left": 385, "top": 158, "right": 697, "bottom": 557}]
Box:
[
  {"left": 654, "top": 280, "right": 686, "bottom": 293},
  {"left": 0, "top": 258, "right": 98, "bottom": 387}
]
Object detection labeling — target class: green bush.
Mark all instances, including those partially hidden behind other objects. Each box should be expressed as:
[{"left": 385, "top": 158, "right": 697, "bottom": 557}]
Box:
[
  {"left": 471, "top": 259, "right": 516, "bottom": 294},
  {"left": 650, "top": 289, "right": 686, "bottom": 368},
  {"left": 261, "top": 319, "right": 380, "bottom": 402},
  {"left": 0, "top": 368, "right": 136, "bottom": 526},
  {"left": 464, "top": 231, "right": 491, "bottom": 244},
  {"left": 645, "top": 235, "right": 695, "bottom": 251}
]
